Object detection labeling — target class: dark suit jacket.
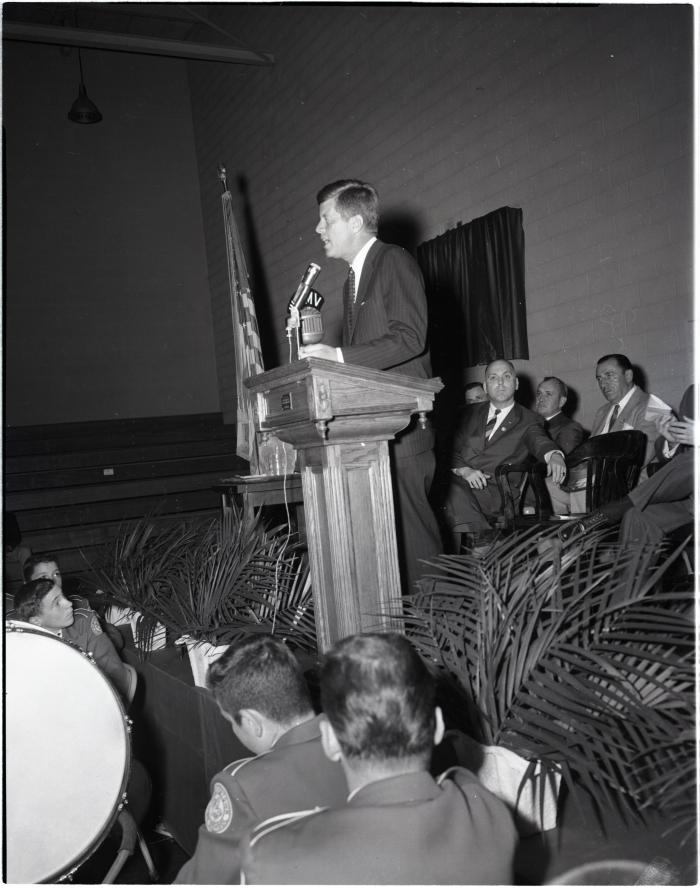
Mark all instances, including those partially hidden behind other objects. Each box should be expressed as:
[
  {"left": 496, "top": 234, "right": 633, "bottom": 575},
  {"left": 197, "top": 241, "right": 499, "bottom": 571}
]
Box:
[
  {"left": 546, "top": 412, "right": 586, "bottom": 455},
  {"left": 590, "top": 386, "right": 658, "bottom": 467},
  {"left": 451, "top": 402, "right": 558, "bottom": 489},
  {"left": 241, "top": 768, "right": 516, "bottom": 885},
  {"left": 341, "top": 240, "right": 433, "bottom": 457}
]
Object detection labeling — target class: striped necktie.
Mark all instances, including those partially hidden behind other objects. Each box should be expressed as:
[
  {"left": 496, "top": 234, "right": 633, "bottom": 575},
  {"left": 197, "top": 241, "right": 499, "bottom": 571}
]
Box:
[
  {"left": 345, "top": 267, "right": 356, "bottom": 330},
  {"left": 485, "top": 408, "right": 501, "bottom": 441},
  {"left": 606, "top": 403, "right": 620, "bottom": 433}
]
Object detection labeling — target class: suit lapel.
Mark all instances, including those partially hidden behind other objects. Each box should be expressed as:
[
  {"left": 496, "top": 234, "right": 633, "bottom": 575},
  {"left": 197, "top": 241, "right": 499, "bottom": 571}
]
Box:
[
  {"left": 348, "top": 241, "right": 381, "bottom": 343},
  {"left": 616, "top": 389, "right": 641, "bottom": 428}
]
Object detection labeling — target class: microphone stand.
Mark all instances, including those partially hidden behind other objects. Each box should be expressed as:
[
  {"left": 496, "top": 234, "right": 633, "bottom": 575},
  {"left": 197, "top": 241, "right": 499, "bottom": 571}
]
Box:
[{"left": 286, "top": 306, "right": 301, "bottom": 362}]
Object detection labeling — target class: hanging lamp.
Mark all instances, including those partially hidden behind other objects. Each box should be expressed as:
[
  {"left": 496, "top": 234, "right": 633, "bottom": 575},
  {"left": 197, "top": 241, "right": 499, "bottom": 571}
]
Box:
[{"left": 68, "top": 48, "right": 102, "bottom": 124}]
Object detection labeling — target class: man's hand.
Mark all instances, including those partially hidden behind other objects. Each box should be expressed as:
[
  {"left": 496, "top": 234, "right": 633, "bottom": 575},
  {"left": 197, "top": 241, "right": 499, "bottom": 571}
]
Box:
[
  {"left": 546, "top": 452, "right": 567, "bottom": 485},
  {"left": 452, "top": 466, "right": 491, "bottom": 490},
  {"left": 656, "top": 413, "right": 676, "bottom": 442},
  {"left": 298, "top": 344, "right": 339, "bottom": 361},
  {"left": 667, "top": 417, "right": 697, "bottom": 447}
]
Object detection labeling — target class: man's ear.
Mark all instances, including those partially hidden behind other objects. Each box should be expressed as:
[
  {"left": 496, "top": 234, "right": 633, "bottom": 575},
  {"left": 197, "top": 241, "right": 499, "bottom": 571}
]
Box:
[
  {"left": 320, "top": 716, "right": 343, "bottom": 763},
  {"left": 349, "top": 213, "right": 364, "bottom": 235},
  {"left": 239, "top": 708, "right": 264, "bottom": 738},
  {"left": 514, "top": 377, "right": 520, "bottom": 391},
  {"left": 624, "top": 369, "right": 634, "bottom": 386},
  {"left": 433, "top": 706, "right": 445, "bottom": 747}
]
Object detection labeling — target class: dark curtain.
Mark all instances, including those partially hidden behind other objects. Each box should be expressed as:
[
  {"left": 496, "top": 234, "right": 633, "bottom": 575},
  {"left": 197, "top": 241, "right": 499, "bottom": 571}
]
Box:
[
  {"left": 417, "top": 206, "right": 528, "bottom": 379},
  {"left": 417, "top": 206, "right": 528, "bottom": 465}
]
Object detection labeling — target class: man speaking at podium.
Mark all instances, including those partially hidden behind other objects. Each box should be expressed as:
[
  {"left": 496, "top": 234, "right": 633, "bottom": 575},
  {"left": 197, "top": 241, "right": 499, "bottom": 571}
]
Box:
[{"left": 298, "top": 179, "right": 442, "bottom": 591}]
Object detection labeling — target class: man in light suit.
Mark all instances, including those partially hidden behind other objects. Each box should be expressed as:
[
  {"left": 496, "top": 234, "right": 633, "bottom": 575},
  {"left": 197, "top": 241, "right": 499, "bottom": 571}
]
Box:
[
  {"left": 551, "top": 353, "right": 660, "bottom": 514},
  {"left": 443, "top": 359, "right": 567, "bottom": 550},
  {"left": 560, "top": 385, "right": 694, "bottom": 547},
  {"left": 240, "top": 633, "right": 517, "bottom": 885},
  {"left": 299, "top": 179, "right": 442, "bottom": 590}
]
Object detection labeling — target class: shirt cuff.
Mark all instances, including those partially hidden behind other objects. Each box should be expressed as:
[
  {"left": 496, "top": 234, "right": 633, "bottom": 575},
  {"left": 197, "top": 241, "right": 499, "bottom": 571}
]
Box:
[
  {"left": 336, "top": 348, "right": 345, "bottom": 363},
  {"left": 663, "top": 441, "right": 679, "bottom": 458},
  {"left": 544, "top": 450, "right": 564, "bottom": 463}
]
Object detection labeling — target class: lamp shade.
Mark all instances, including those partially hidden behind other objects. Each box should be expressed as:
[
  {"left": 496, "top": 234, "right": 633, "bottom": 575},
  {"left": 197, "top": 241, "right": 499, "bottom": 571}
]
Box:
[{"left": 68, "top": 83, "right": 102, "bottom": 124}]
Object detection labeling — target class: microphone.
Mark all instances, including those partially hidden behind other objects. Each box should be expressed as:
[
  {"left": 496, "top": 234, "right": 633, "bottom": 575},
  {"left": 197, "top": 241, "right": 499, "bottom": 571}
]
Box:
[
  {"left": 300, "top": 297, "right": 324, "bottom": 345},
  {"left": 288, "top": 262, "right": 322, "bottom": 314}
]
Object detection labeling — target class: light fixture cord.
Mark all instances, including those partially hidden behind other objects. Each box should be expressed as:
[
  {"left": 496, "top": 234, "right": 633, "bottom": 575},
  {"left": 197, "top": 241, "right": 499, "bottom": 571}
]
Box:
[{"left": 77, "top": 47, "right": 85, "bottom": 86}]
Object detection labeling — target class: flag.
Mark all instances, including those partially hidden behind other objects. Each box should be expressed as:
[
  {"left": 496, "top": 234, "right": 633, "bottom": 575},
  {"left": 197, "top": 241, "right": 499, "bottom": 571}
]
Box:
[{"left": 220, "top": 167, "right": 264, "bottom": 472}]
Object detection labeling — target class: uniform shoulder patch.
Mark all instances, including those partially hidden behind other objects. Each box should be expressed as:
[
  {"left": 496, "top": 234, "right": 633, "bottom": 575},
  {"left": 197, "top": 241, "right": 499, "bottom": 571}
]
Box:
[
  {"left": 205, "top": 781, "right": 233, "bottom": 834},
  {"left": 90, "top": 613, "right": 103, "bottom": 635}
]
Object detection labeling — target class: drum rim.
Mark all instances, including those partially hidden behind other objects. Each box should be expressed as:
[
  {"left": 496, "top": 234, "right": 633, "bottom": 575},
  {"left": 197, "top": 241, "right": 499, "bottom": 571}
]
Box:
[{"left": 5, "top": 622, "right": 133, "bottom": 883}]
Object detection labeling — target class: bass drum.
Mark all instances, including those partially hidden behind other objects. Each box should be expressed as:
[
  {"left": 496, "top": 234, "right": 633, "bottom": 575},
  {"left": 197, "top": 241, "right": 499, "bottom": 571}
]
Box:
[{"left": 5, "top": 622, "right": 131, "bottom": 883}]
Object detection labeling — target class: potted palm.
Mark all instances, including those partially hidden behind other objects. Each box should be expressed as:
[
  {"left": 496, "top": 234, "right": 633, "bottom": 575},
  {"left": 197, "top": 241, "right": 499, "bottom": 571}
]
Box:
[
  {"left": 86, "top": 504, "right": 317, "bottom": 681},
  {"left": 400, "top": 526, "right": 695, "bottom": 840}
]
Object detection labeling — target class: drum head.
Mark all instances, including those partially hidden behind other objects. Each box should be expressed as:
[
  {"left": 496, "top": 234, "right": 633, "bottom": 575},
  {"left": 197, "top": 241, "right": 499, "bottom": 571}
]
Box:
[{"left": 5, "top": 625, "right": 130, "bottom": 883}]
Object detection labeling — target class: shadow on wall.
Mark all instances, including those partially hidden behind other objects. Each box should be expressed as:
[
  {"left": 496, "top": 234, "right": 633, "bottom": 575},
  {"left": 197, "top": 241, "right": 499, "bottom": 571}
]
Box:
[{"left": 379, "top": 211, "right": 425, "bottom": 255}]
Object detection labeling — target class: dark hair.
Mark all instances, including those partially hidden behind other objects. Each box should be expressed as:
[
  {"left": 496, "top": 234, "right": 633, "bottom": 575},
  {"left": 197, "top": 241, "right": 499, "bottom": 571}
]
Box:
[
  {"left": 320, "top": 633, "right": 436, "bottom": 765},
  {"left": 541, "top": 376, "right": 568, "bottom": 400},
  {"left": 22, "top": 553, "right": 60, "bottom": 583},
  {"left": 597, "top": 353, "right": 633, "bottom": 373},
  {"left": 316, "top": 179, "right": 379, "bottom": 234},
  {"left": 14, "top": 578, "right": 55, "bottom": 621},
  {"left": 208, "top": 634, "right": 313, "bottom": 726}
]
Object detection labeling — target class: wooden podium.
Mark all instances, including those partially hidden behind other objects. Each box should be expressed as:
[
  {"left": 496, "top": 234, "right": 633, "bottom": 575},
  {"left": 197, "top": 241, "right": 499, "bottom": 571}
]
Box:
[{"left": 245, "top": 357, "right": 442, "bottom": 651}]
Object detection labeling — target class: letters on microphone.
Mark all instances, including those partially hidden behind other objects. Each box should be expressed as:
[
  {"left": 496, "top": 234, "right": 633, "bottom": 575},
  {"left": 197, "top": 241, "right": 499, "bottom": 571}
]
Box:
[
  {"left": 287, "top": 263, "right": 324, "bottom": 358},
  {"left": 288, "top": 262, "right": 322, "bottom": 314}
]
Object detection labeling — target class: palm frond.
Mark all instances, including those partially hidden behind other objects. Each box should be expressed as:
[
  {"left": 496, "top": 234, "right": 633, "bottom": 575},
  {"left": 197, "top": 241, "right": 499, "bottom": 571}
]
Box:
[
  {"left": 83, "top": 504, "right": 317, "bottom": 653},
  {"left": 400, "top": 525, "right": 695, "bottom": 833}
]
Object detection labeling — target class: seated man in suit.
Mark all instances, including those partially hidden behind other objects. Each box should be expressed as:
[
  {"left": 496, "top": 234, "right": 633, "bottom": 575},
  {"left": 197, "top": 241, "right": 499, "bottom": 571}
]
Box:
[
  {"left": 535, "top": 377, "right": 585, "bottom": 454},
  {"left": 175, "top": 634, "right": 348, "bottom": 884},
  {"left": 241, "top": 632, "right": 517, "bottom": 885},
  {"left": 443, "top": 359, "right": 566, "bottom": 550},
  {"left": 550, "top": 353, "right": 660, "bottom": 514},
  {"left": 534, "top": 376, "right": 586, "bottom": 514},
  {"left": 560, "top": 385, "right": 694, "bottom": 547}
]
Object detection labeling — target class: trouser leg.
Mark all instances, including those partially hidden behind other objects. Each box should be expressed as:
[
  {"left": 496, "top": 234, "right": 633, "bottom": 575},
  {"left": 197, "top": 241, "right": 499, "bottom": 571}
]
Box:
[{"left": 393, "top": 449, "right": 443, "bottom": 592}]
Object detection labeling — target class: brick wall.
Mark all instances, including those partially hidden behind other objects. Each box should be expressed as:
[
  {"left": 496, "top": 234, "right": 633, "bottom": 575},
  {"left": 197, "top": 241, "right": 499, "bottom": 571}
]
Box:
[{"left": 188, "top": 5, "right": 693, "bottom": 427}]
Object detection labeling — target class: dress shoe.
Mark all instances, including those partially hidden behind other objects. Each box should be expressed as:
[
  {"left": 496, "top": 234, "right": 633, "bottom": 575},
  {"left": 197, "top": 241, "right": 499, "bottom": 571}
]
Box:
[{"left": 558, "top": 511, "right": 610, "bottom": 542}]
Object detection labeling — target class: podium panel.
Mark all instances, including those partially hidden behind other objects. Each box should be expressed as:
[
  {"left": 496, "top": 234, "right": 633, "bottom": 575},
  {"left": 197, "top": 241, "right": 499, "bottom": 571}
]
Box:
[{"left": 246, "top": 358, "right": 442, "bottom": 650}]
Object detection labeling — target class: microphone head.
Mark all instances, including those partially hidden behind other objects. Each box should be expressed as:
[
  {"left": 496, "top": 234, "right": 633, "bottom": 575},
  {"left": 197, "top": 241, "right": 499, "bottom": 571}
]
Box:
[{"left": 300, "top": 306, "right": 323, "bottom": 345}]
